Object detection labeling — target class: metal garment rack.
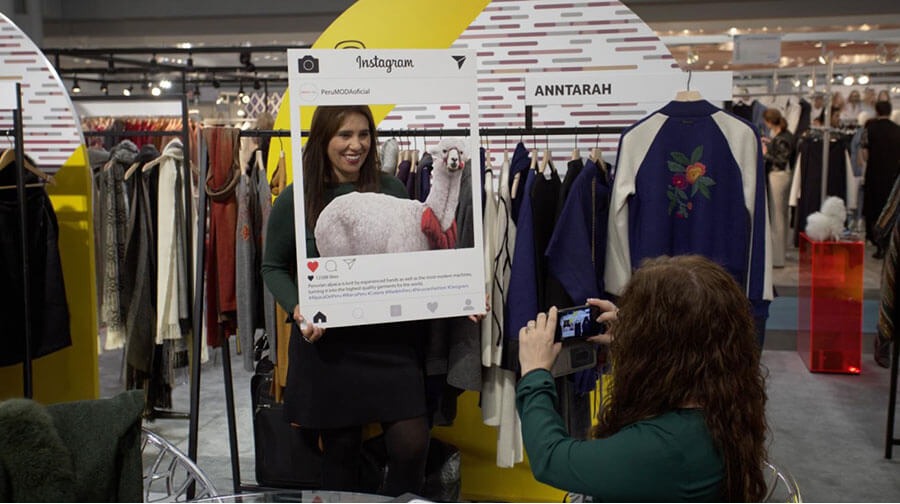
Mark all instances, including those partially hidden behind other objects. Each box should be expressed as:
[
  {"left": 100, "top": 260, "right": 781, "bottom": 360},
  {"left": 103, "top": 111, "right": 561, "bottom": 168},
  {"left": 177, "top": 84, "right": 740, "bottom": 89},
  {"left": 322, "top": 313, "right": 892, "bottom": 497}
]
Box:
[
  {"left": 5, "top": 84, "right": 33, "bottom": 397},
  {"left": 202, "top": 117, "right": 626, "bottom": 494},
  {"left": 76, "top": 93, "right": 194, "bottom": 423}
]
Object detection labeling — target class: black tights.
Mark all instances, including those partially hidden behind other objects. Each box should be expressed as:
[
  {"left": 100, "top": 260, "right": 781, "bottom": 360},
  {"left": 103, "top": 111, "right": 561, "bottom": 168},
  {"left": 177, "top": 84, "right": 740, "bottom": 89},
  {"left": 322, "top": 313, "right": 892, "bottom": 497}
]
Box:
[{"left": 320, "top": 416, "right": 429, "bottom": 496}]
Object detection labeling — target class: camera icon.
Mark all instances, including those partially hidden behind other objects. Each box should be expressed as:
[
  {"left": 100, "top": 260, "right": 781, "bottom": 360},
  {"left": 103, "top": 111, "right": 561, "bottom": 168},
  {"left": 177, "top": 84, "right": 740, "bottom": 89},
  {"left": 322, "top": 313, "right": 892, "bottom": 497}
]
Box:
[{"left": 298, "top": 55, "right": 320, "bottom": 74}]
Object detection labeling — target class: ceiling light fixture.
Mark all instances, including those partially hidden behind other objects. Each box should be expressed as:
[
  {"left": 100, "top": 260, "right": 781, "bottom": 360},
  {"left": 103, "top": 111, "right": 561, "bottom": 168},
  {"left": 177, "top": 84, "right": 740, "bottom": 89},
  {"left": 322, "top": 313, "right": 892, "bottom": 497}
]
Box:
[
  {"left": 212, "top": 74, "right": 221, "bottom": 89},
  {"left": 71, "top": 76, "right": 81, "bottom": 94},
  {"left": 858, "top": 74, "right": 870, "bottom": 85},
  {"left": 99, "top": 80, "right": 108, "bottom": 95},
  {"left": 237, "top": 81, "right": 245, "bottom": 98},
  {"left": 843, "top": 75, "right": 855, "bottom": 86},
  {"left": 123, "top": 84, "right": 133, "bottom": 96},
  {"left": 159, "top": 79, "right": 172, "bottom": 90}
]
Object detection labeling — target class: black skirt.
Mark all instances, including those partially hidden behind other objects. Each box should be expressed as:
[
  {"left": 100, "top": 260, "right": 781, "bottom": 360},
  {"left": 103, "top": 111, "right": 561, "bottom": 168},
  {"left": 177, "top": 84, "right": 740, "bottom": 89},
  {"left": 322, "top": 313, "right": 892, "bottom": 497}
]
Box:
[{"left": 284, "top": 320, "right": 428, "bottom": 429}]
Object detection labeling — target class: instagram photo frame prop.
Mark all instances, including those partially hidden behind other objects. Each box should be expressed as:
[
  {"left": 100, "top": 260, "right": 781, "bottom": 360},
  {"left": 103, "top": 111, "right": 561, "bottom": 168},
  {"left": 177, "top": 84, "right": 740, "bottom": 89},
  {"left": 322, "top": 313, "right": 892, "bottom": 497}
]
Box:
[{"left": 287, "top": 49, "right": 485, "bottom": 328}]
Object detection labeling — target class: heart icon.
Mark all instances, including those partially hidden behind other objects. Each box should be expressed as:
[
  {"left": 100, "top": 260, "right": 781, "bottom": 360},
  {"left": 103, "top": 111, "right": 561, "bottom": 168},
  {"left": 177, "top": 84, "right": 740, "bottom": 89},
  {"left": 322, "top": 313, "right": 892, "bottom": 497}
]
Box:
[
  {"left": 307, "top": 261, "right": 319, "bottom": 272},
  {"left": 307, "top": 275, "right": 314, "bottom": 281},
  {"left": 427, "top": 302, "right": 438, "bottom": 313}
]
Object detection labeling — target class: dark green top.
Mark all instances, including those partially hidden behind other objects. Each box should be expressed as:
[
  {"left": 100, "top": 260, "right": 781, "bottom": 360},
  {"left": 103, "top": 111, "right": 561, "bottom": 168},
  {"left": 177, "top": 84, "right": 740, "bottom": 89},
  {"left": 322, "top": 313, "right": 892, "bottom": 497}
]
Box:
[
  {"left": 516, "top": 369, "right": 724, "bottom": 502},
  {"left": 261, "top": 174, "right": 408, "bottom": 313}
]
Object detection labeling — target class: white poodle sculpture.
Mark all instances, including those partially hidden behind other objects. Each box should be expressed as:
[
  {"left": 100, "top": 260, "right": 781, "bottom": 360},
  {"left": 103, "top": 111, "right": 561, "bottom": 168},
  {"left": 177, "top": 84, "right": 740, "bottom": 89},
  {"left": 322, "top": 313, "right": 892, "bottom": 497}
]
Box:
[{"left": 314, "top": 137, "right": 468, "bottom": 256}]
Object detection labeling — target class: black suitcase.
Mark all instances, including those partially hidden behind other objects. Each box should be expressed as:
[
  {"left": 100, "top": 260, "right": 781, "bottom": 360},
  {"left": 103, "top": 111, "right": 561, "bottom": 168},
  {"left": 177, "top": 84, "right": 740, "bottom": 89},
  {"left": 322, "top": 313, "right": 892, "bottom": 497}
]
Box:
[{"left": 251, "top": 357, "right": 322, "bottom": 488}]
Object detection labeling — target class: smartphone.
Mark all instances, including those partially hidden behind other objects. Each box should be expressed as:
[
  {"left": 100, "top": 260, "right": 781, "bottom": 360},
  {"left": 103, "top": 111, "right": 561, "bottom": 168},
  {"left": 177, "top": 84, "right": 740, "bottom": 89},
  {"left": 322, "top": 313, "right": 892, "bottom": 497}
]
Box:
[{"left": 554, "top": 304, "right": 605, "bottom": 342}]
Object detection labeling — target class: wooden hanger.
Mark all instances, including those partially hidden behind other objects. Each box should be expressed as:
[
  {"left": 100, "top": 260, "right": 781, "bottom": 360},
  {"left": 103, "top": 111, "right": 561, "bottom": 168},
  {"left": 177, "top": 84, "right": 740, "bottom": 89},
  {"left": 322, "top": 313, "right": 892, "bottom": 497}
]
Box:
[
  {"left": 123, "top": 160, "right": 141, "bottom": 180},
  {"left": 529, "top": 148, "right": 539, "bottom": 172},
  {"left": 0, "top": 149, "right": 54, "bottom": 185},
  {"left": 254, "top": 149, "right": 265, "bottom": 173},
  {"left": 141, "top": 154, "right": 164, "bottom": 173},
  {"left": 540, "top": 148, "right": 552, "bottom": 175},
  {"left": 674, "top": 70, "right": 702, "bottom": 102}
]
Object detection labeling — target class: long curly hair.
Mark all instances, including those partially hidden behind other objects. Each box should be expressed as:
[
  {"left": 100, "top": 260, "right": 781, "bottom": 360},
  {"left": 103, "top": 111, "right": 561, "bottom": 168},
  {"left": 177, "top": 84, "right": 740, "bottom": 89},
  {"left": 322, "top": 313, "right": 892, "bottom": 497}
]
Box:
[
  {"left": 302, "top": 105, "right": 381, "bottom": 229},
  {"left": 593, "top": 255, "right": 768, "bottom": 502}
]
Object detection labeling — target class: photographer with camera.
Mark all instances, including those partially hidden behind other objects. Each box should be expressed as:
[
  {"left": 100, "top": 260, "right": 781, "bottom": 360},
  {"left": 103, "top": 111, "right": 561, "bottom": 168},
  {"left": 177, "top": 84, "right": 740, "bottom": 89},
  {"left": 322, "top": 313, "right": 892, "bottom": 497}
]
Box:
[{"left": 516, "top": 255, "right": 768, "bottom": 501}]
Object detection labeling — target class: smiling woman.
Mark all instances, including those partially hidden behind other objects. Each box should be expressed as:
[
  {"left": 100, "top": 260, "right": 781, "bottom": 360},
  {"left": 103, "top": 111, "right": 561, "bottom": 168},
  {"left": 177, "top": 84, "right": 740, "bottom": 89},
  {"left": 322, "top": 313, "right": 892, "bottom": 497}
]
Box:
[{"left": 260, "top": 104, "right": 433, "bottom": 497}]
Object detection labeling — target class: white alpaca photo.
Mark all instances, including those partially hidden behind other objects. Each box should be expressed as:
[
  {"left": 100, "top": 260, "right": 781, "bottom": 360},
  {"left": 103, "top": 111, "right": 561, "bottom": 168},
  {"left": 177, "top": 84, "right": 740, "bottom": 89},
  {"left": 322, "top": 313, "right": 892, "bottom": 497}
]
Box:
[{"left": 315, "top": 137, "right": 470, "bottom": 257}]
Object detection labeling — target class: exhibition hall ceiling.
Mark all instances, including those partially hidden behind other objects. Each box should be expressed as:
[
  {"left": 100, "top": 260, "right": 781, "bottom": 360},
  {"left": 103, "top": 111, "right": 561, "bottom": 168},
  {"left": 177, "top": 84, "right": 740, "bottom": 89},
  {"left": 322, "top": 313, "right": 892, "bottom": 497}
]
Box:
[{"left": 38, "top": 0, "right": 900, "bottom": 92}]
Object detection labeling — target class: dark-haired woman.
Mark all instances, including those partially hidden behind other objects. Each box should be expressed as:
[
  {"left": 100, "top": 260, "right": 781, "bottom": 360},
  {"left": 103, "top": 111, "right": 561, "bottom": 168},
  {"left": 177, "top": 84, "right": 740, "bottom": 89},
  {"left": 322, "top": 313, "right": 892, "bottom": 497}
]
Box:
[
  {"left": 261, "top": 105, "right": 429, "bottom": 496},
  {"left": 517, "top": 255, "right": 768, "bottom": 502},
  {"left": 763, "top": 107, "right": 795, "bottom": 268}
]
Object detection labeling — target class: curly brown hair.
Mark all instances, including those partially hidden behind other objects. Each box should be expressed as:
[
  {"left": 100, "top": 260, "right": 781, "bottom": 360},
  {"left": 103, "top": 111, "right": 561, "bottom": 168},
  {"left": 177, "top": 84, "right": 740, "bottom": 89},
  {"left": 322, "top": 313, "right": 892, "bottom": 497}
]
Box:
[
  {"left": 593, "top": 255, "right": 768, "bottom": 502},
  {"left": 302, "top": 105, "right": 381, "bottom": 229}
]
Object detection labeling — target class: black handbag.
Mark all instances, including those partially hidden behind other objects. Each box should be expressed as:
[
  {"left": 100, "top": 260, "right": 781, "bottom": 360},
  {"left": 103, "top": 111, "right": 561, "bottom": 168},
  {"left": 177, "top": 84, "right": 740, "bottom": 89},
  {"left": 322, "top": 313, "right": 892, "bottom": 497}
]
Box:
[{"left": 251, "top": 358, "right": 322, "bottom": 488}]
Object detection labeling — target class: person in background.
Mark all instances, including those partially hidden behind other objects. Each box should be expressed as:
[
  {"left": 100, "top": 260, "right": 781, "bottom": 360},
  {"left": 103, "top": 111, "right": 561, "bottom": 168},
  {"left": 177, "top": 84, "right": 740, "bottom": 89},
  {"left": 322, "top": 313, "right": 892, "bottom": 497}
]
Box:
[
  {"left": 862, "top": 87, "right": 877, "bottom": 117},
  {"left": 763, "top": 108, "right": 796, "bottom": 268},
  {"left": 842, "top": 89, "right": 863, "bottom": 124},
  {"left": 810, "top": 92, "right": 826, "bottom": 126},
  {"left": 261, "top": 105, "right": 429, "bottom": 496},
  {"left": 516, "top": 255, "right": 768, "bottom": 502},
  {"left": 862, "top": 100, "right": 900, "bottom": 261},
  {"left": 877, "top": 89, "right": 891, "bottom": 103}
]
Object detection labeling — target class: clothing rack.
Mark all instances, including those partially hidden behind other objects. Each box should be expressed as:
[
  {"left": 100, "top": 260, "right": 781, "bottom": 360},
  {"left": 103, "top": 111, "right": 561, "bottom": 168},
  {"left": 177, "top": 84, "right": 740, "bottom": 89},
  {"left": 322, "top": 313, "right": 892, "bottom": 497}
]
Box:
[
  {"left": 5, "top": 84, "right": 33, "bottom": 397},
  {"left": 206, "top": 120, "right": 626, "bottom": 493},
  {"left": 76, "top": 94, "right": 194, "bottom": 424}
]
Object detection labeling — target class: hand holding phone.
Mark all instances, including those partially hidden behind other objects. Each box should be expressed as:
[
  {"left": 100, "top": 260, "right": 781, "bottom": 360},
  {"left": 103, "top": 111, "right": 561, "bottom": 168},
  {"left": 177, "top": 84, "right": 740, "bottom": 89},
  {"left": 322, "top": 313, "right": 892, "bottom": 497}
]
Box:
[{"left": 554, "top": 304, "right": 605, "bottom": 342}]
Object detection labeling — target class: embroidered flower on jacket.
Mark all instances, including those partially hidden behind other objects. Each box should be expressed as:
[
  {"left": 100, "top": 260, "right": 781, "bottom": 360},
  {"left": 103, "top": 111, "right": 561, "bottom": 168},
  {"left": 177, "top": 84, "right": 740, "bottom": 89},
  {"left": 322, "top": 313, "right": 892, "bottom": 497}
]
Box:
[{"left": 666, "top": 145, "right": 716, "bottom": 218}]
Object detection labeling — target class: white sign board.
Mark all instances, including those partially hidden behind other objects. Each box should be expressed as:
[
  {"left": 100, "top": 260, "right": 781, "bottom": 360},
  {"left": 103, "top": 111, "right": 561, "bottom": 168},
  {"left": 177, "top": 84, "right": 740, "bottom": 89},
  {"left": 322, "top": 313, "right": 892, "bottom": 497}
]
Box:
[
  {"left": 525, "top": 71, "right": 734, "bottom": 105},
  {"left": 0, "top": 81, "right": 18, "bottom": 110},
  {"left": 733, "top": 34, "right": 782, "bottom": 65},
  {"left": 287, "top": 49, "right": 485, "bottom": 328}
]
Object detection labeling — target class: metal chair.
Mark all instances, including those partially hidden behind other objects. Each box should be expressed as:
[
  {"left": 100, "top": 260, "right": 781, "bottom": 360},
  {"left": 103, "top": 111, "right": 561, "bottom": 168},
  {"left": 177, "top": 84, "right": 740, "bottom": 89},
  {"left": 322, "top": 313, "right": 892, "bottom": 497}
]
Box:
[
  {"left": 763, "top": 459, "right": 802, "bottom": 503},
  {"left": 141, "top": 426, "right": 221, "bottom": 502}
]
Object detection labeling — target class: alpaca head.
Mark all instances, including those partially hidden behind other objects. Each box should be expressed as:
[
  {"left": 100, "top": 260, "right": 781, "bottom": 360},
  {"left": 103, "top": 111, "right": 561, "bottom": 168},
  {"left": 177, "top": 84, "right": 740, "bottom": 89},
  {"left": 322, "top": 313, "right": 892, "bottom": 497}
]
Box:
[{"left": 432, "top": 137, "right": 468, "bottom": 173}]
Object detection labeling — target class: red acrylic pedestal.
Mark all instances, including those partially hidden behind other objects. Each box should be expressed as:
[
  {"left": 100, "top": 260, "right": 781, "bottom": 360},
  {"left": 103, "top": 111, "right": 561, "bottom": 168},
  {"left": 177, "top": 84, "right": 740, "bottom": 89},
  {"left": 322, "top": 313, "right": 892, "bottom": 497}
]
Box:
[{"left": 797, "top": 233, "right": 864, "bottom": 374}]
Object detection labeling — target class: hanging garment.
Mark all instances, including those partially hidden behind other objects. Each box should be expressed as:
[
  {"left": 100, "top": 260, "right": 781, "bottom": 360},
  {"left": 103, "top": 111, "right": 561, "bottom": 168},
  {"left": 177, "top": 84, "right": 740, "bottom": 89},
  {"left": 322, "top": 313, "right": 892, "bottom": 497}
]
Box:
[
  {"left": 0, "top": 167, "right": 71, "bottom": 367},
  {"left": 154, "top": 139, "right": 190, "bottom": 344},
  {"left": 237, "top": 148, "right": 274, "bottom": 372},
  {"left": 795, "top": 99, "right": 812, "bottom": 140},
  {"left": 530, "top": 164, "right": 562, "bottom": 312},
  {"left": 417, "top": 153, "right": 433, "bottom": 203},
  {"left": 546, "top": 159, "right": 610, "bottom": 305},
  {"left": 878, "top": 216, "right": 900, "bottom": 361},
  {"left": 123, "top": 144, "right": 160, "bottom": 377},
  {"left": 396, "top": 158, "right": 412, "bottom": 186},
  {"left": 503, "top": 166, "right": 538, "bottom": 371},
  {"left": 789, "top": 133, "right": 857, "bottom": 246},
  {"left": 606, "top": 100, "right": 773, "bottom": 320},
  {"left": 204, "top": 128, "right": 240, "bottom": 347},
  {"left": 256, "top": 151, "right": 278, "bottom": 372},
  {"left": 99, "top": 141, "right": 139, "bottom": 350},
  {"left": 481, "top": 161, "right": 499, "bottom": 369},
  {"left": 508, "top": 142, "right": 531, "bottom": 224},
  {"left": 380, "top": 138, "right": 399, "bottom": 175}
]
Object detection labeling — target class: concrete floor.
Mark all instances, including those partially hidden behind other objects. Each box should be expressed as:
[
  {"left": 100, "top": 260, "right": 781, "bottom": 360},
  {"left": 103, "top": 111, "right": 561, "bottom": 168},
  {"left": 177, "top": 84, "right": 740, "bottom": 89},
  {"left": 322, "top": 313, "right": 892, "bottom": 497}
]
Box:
[{"left": 99, "top": 240, "right": 900, "bottom": 502}]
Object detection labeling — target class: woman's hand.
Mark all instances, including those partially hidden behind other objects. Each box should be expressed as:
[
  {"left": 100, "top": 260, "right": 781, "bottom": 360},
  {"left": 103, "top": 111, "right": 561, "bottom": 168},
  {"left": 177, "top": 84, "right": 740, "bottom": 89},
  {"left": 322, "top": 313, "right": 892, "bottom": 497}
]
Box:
[
  {"left": 293, "top": 305, "right": 325, "bottom": 344},
  {"left": 518, "top": 307, "right": 562, "bottom": 375},
  {"left": 468, "top": 293, "right": 492, "bottom": 324},
  {"left": 585, "top": 298, "right": 618, "bottom": 345}
]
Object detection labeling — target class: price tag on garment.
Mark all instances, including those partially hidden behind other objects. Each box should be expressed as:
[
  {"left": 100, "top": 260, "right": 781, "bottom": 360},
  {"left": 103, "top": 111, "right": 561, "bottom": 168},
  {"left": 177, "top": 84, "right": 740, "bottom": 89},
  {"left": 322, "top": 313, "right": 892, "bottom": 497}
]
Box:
[
  {"left": 733, "top": 34, "right": 782, "bottom": 65},
  {"left": 524, "top": 71, "right": 733, "bottom": 105},
  {"left": 0, "top": 81, "right": 18, "bottom": 110},
  {"left": 287, "top": 49, "right": 486, "bottom": 328}
]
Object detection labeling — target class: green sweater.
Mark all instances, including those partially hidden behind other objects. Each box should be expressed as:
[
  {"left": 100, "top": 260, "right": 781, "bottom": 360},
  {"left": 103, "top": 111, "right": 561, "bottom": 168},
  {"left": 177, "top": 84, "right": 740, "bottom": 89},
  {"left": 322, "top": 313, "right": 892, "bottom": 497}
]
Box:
[
  {"left": 516, "top": 369, "right": 724, "bottom": 502},
  {"left": 261, "top": 175, "right": 408, "bottom": 313}
]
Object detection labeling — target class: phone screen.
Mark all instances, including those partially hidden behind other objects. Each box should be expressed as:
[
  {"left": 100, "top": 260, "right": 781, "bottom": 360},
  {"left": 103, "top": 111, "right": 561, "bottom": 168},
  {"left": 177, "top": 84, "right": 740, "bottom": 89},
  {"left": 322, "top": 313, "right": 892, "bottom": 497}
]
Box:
[{"left": 555, "top": 305, "right": 602, "bottom": 342}]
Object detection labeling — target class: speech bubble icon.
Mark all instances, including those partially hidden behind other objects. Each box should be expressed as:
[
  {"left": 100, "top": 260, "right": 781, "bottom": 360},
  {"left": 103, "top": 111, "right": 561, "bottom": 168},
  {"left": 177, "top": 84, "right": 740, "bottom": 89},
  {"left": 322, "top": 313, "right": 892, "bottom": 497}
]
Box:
[{"left": 325, "top": 260, "right": 338, "bottom": 272}]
